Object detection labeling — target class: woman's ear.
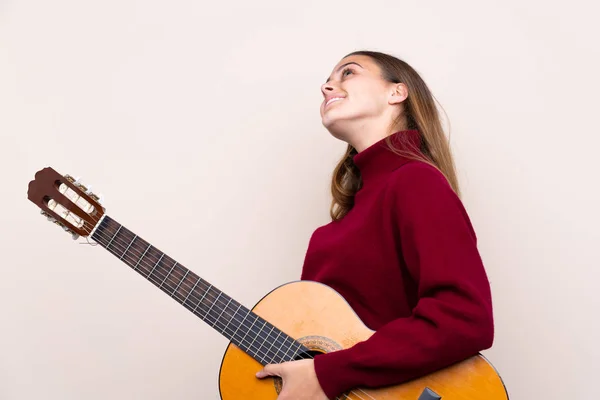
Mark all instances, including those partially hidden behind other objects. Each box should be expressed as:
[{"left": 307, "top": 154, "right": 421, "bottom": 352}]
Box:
[{"left": 389, "top": 83, "right": 408, "bottom": 105}]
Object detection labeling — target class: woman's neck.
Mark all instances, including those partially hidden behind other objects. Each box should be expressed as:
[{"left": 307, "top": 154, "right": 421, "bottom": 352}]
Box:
[{"left": 333, "top": 120, "right": 408, "bottom": 152}]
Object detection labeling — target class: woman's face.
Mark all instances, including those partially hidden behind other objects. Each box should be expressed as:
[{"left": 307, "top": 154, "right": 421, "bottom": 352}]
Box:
[{"left": 320, "top": 55, "right": 401, "bottom": 137}]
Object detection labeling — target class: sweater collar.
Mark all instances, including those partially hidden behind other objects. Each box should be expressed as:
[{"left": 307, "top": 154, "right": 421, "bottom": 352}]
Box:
[{"left": 352, "top": 129, "right": 422, "bottom": 186}]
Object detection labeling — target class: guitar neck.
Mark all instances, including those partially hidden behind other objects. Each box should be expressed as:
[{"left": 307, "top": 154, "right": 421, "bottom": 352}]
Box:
[{"left": 90, "top": 215, "right": 309, "bottom": 366}]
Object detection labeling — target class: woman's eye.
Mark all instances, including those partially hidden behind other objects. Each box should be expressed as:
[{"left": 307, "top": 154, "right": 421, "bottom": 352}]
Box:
[{"left": 342, "top": 68, "right": 353, "bottom": 77}]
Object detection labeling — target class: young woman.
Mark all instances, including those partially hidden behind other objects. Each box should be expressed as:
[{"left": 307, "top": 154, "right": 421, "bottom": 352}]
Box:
[{"left": 256, "top": 50, "right": 495, "bottom": 399}]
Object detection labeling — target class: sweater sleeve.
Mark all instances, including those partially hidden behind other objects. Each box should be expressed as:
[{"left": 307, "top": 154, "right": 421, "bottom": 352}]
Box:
[{"left": 312, "top": 162, "right": 495, "bottom": 399}]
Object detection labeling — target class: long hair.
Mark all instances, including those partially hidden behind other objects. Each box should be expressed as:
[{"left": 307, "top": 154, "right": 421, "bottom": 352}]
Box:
[{"left": 330, "top": 50, "right": 461, "bottom": 221}]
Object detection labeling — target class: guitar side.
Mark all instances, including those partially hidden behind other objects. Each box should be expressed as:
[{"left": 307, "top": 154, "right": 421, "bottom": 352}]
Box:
[{"left": 218, "top": 280, "right": 508, "bottom": 400}]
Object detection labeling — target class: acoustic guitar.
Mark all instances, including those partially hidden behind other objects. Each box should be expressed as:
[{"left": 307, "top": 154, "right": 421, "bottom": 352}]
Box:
[{"left": 27, "top": 166, "right": 509, "bottom": 400}]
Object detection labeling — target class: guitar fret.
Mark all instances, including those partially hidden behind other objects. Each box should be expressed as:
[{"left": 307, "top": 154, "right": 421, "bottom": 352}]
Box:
[
  {"left": 182, "top": 276, "right": 201, "bottom": 305},
  {"left": 249, "top": 320, "right": 267, "bottom": 351},
  {"left": 251, "top": 320, "right": 268, "bottom": 363},
  {"left": 159, "top": 262, "right": 178, "bottom": 289},
  {"left": 274, "top": 335, "right": 292, "bottom": 363},
  {"left": 231, "top": 308, "right": 250, "bottom": 345},
  {"left": 259, "top": 325, "right": 276, "bottom": 364},
  {"left": 222, "top": 303, "right": 242, "bottom": 339},
  {"left": 171, "top": 270, "right": 189, "bottom": 297},
  {"left": 192, "top": 284, "right": 212, "bottom": 314},
  {"left": 133, "top": 243, "right": 152, "bottom": 270},
  {"left": 290, "top": 341, "right": 303, "bottom": 360},
  {"left": 119, "top": 234, "right": 137, "bottom": 260},
  {"left": 265, "top": 330, "right": 282, "bottom": 364},
  {"left": 206, "top": 292, "right": 222, "bottom": 327},
  {"left": 146, "top": 254, "right": 164, "bottom": 278},
  {"left": 281, "top": 335, "right": 296, "bottom": 362},
  {"left": 243, "top": 314, "right": 260, "bottom": 356},
  {"left": 105, "top": 225, "right": 122, "bottom": 249},
  {"left": 256, "top": 322, "right": 273, "bottom": 344},
  {"left": 214, "top": 298, "right": 232, "bottom": 332}
]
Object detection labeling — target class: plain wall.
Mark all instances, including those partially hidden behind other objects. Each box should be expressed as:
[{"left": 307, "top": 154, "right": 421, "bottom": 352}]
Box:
[{"left": 1, "top": 0, "right": 598, "bottom": 398}]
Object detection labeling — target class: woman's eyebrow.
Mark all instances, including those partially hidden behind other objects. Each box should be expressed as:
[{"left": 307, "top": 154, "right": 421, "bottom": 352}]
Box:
[{"left": 325, "top": 62, "right": 363, "bottom": 83}]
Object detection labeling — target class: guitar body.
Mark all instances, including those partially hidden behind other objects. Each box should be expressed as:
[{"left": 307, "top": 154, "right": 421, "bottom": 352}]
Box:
[{"left": 219, "top": 281, "right": 508, "bottom": 400}]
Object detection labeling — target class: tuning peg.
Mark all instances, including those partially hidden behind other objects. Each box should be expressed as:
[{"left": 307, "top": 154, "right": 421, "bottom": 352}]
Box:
[
  {"left": 87, "top": 191, "right": 101, "bottom": 203},
  {"left": 74, "top": 176, "right": 81, "bottom": 185},
  {"left": 85, "top": 185, "right": 93, "bottom": 194},
  {"left": 40, "top": 210, "right": 55, "bottom": 222},
  {"left": 99, "top": 193, "right": 104, "bottom": 203},
  {"left": 61, "top": 224, "right": 79, "bottom": 240}
]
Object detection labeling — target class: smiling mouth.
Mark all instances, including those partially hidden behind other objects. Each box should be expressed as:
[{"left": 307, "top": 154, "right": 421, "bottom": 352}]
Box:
[{"left": 325, "top": 98, "right": 344, "bottom": 108}]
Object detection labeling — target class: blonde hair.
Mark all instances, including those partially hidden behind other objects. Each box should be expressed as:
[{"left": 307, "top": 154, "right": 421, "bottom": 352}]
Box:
[{"left": 330, "top": 50, "right": 460, "bottom": 221}]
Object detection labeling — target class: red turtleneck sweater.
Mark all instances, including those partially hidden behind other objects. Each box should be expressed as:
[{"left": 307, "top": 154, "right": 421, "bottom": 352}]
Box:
[{"left": 300, "top": 129, "right": 494, "bottom": 399}]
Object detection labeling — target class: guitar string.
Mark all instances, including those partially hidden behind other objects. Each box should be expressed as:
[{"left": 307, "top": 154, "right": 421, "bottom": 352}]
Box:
[
  {"left": 86, "top": 221, "right": 304, "bottom": 360},
  {"left": 91, "top": 228, "right": 304, "bottom": 358},
  {"left": 71, "top": 218, "right": 376, "bottom": 400},
  {"left": 90, "top": 228, "right": 301, "bottom": 354}
]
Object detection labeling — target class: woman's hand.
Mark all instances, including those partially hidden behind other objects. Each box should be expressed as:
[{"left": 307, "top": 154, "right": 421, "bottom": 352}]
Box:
[{"left": 256, "top": 359, "right": 329, "bottom": 399}]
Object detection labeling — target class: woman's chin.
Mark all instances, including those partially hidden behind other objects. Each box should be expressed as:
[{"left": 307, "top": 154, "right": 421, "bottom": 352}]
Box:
[
  {"left": 321, "top": 110, "right": 345, "bottom": 128},
  {"left": 321, "top": 115, "right": 339, "bottom": 132},
  {"left": 322, "top": 109, "right": 355, "bottom": 129},
  {"left": 321, "top": 119, "right": 350, "bottom": 141}
]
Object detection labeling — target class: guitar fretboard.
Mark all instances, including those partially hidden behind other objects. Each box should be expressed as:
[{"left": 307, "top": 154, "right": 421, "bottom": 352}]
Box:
[{"left": 91, "top": 215, "right": 311, "bottom": 366}]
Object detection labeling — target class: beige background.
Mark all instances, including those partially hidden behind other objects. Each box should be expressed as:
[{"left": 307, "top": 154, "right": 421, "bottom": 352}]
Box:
[{"left": 1, "top": 0, "right": 598, "bottom": 399}]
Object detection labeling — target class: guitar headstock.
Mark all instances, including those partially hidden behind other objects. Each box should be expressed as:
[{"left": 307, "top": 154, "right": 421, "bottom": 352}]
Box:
[{"left": 27, "top": 167, "right": 105, "bottom": 240}]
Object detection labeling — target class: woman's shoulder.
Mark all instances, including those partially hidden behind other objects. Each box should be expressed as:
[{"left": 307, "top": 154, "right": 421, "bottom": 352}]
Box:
[
  {"left": 384, "top": 160, "right": 472, "bottom": 227},
  {"left": 387, "top": 160, "right": 454, "bottom": 195}
]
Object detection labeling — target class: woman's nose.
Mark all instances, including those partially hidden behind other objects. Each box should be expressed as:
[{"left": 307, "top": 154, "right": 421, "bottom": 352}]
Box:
[{"left": 321, "top": 82, "right": 335, "bottom": 95}]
